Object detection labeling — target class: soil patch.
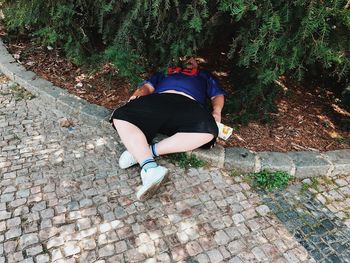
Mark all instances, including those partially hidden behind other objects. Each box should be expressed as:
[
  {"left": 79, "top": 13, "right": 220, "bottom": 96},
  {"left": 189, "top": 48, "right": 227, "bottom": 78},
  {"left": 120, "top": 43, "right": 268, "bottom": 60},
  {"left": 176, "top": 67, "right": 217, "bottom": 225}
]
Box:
[{"left": 2, "top": 30, "right": 349, "bottom": 152}]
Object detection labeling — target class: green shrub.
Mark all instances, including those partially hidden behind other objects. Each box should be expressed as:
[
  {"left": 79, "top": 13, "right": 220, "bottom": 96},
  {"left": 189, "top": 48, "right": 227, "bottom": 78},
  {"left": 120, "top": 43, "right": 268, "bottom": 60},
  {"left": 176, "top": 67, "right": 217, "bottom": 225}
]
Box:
[
  {"left": 1, "top": 0, "right": 349, "bottom": 120},
  {"left": 220, "top": 0, "right": 350, "bottom": 121}
]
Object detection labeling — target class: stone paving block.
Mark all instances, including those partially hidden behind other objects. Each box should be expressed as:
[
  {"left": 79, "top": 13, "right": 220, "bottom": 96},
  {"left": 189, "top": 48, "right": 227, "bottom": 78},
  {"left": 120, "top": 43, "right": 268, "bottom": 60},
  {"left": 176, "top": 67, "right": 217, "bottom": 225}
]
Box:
[
  {"left": 256, "top": 205, "right": 271, "bottom": 216},
  {"left": 63, "top": 242, "right": 81, "bottom": 257},
  {"left": 107, "top": 254, "right": 124, "bottom": 263},
  {"left": 5, "top": 227, "right": 21, "bottom": 240},
  {"left": 196, "top": 253, "right": 210, "bottom": 263},
  {"left": 155, "top": 252, "right": 171, "bottom": 262},
  {"left": 323, "top": 150, "right": 350, "bottom": 176},
  {"left": 214, "top": 230, "right": 230, "bottom": 246},
  {"left": 283, "top": 250, "right": 300, "bottom": 263},
  {"left": 1, "top": 193, "right": 14, "bottom": 203},
  {"left": 9, "top": 251, "right": 24, "bottom": 262},
  {"left": 9, "top": 198, "right": 27, "bottom": 208},
  {"left": 224, "top": 148, "right": 256, "bottom": 173},
  {"left": 98, "top": 244, "right": 115, "bottom": 257},
  {"left": 286, "top": 151, "right": 331, "bottom": 178},
  {"left": 138, "top": 242, "right": 156, "bottom": 257},
  {"left": 40, "top": 219, "right": 52, "bottom": 229},
  {"left": 232, "top": 213, "right": 245, "bottom": 225},
  {"left": 125, "top": 248, "right": 146, "bottom": 262},
  {"left": 227, "top": 240, "right": 247, "bottom": 255},
  {"left": 81, "top": 207, "right": 97, "bottom": 217},
  {"left": 0, "top": 211, "right": 12, "bottom": 221},
  {"left": 0, "top": 222, "right": 5, "bottom": 233},
  {"left": 47, "top": 236, "right": 64, "bottom": 249},
  {"left": 207, "top": 249, "right": 224, "bottom": 263},
  {"left": 51, "top": 249, "right": 63, "bottom": 261},
  {"left": 26, "top": 244, "right": 43, "bottom": 256},
  {"left": 19, "top": 233, "right": 39, "bottom": 249},
  {"left": 113, "top": 240, "right": 127, "bottom": 254},
  {"left": 31, "top": 201, "right": 46, "bottom": 212},
  {"left": 219, "top": 246, "right": 231, "bottom": 259},
  {"left": 40, "top": 208, "right": 54, "bottom": 219},
  {"left": 79, "top": 227, "right": 97, "bottom": 239},
  {"left": 258, "top": 152, "right": 294, "bottom": 173},
  {"left": 143, "top": 259, "right": 157, "bottom": 263},
  {"left": 52, "top": 214, "right": 65, "bottom": 225},
  {"left": 77, "top": 218, "right": 91, "bottom": 230},
  {"left": 252, "top": 246, "right": 267, "bottom": 261},
  {"left": 6, "top": 217, "right": 20, "bottom": 228},
  {"left": 4, "top": 241, "right": 16, "bottom": 254},
  {"left": 171, "top": 246, "right": 188, "bottom": 261},
  {"left": 228, "top": 257, "right": 244, "bottom": 263},
  {"left": 185, "top": 241, "right": 203, "bottom": 256},
  {"left": 35, "top": 254, "right": 49, "bottom": 263}
]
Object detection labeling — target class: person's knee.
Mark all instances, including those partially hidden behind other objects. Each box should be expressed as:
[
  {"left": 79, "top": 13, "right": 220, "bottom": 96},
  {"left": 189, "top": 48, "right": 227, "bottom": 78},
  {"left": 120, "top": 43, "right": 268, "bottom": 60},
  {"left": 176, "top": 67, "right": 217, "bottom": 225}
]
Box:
[
  {"left": 200, "top": 133, "right": 216, "bottom": 149},
  {"left": 202, "top": 133, "right": 215, "bottom": 143},
  {"left": 209, "top": 133, "right": 215, "bottom": 141}
]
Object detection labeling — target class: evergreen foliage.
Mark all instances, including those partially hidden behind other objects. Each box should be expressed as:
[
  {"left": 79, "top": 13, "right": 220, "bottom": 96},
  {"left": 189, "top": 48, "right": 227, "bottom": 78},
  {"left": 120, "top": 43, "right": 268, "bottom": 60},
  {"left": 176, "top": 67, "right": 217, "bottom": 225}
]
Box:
[
  {"left": 220, "top": 0, "right": 350, "bottom": 120},
  {"left": 1, "top": 0, "right": 349, "bottom": 119}
]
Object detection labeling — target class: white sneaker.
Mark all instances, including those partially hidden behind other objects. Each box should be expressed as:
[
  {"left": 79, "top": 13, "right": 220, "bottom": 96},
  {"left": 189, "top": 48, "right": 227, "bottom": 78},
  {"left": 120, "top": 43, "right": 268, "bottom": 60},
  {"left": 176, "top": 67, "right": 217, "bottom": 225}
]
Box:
[
  {"left": 136, "top": 166, "right": 169, "bottom": 201},
  {"left": 119, "top": 150, "right": 137, "bottom": 169}
]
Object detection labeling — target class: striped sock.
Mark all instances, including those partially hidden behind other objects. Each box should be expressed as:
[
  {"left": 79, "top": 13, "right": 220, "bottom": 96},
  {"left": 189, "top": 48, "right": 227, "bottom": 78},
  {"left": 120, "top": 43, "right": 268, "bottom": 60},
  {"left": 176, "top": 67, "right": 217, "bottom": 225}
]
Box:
[
  {"left": 150, "top": 144, "right": 158, "bottom": 157},
  {"left": 140, "top": 157, "right": 158, "bottom": 172}
]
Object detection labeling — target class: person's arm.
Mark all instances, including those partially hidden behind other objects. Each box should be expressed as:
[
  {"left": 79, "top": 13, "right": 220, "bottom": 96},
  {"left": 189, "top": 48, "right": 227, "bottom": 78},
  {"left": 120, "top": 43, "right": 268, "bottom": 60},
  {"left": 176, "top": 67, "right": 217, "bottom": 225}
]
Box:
[
  {"left": 211, "top": 95, "right": 225, "bottom": 123},
  {"left": 129, "top": 83, "right": 155, "bottom": 101},
  {"left": 129, "top": 72, "right": 165, "bottom": 101}
]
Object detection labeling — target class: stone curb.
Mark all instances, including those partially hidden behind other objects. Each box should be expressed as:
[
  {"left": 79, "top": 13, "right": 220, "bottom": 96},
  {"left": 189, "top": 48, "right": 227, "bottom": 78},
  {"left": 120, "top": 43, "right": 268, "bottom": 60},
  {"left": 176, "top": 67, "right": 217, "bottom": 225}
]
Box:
[{"left": 1, "top": 38, "right": 350, "bottom": 178}]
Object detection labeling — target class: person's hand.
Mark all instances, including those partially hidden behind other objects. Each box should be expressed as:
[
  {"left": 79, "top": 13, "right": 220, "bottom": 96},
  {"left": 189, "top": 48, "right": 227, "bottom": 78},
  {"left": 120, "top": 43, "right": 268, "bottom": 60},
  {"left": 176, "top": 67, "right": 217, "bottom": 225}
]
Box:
[
  {"left": 212, "top": 111, "right": 221, "bottom": 123},
  {"left": 128, "top": 95, "right": 140, "bottom": 102}
]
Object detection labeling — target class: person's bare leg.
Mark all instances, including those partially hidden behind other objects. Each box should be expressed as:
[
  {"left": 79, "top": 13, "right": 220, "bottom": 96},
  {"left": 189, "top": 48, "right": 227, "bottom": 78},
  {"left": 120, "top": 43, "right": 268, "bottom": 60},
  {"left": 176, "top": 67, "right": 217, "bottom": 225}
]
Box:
[
  {"left": 113, "top": 119, "right": 169, "bottom": 201},
  {"left": 113, "top": 119, "right": 152, "bottom": 164},
  {"left": 156, "top": 132, "right": 214, "bottom": 155}
]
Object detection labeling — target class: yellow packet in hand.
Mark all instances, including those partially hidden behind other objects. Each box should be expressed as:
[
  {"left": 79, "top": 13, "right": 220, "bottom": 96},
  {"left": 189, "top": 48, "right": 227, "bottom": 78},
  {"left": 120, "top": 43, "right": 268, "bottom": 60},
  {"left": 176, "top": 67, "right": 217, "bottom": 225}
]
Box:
[{"left": 216, "top": 122, "right": 233, "bottom": 140}]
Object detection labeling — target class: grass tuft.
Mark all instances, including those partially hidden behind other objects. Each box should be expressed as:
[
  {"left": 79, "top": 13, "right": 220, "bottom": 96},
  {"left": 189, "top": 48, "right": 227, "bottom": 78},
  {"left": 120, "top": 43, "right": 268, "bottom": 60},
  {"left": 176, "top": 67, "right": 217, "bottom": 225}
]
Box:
[
  {"left": 166, "top": 152, "right": 205, "bottom": 169},
  {"left": 248, "top": 170, "right": 291, "bottom": 191},
  {"left": 10, "top": 85, "right": 36, "bottom": 101}
]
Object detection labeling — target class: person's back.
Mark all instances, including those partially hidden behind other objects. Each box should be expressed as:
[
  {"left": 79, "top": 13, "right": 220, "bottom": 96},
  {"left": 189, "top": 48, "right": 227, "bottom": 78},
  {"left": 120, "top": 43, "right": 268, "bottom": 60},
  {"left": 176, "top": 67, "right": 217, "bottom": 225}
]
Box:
[{"left": 145, "top": 68, "right": 224, "bottom": 104}]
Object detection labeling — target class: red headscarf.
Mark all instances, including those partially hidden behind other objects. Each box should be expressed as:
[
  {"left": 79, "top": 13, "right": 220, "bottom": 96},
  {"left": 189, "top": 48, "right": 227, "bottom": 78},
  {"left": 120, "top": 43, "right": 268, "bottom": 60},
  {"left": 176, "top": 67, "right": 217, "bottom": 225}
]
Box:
[{"left": 167, "top": 66, "right": 199, "bottom": 76}]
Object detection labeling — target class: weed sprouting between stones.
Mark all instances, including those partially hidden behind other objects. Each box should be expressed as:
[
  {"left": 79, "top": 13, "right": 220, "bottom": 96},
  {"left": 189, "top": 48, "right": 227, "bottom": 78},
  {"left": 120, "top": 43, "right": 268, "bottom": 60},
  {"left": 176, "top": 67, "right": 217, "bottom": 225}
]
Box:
[
  {"left": 10, "top": 85, "right": 36, "bottom": 101},
  {"left": 166, "top": 152, "right": 205, "bottom": 169},
  {"left": 247, "top": 170, "right": 291, "bottom": 191},
  {"left": 301, "top": 178, "right": 320, "bottom": 194}
]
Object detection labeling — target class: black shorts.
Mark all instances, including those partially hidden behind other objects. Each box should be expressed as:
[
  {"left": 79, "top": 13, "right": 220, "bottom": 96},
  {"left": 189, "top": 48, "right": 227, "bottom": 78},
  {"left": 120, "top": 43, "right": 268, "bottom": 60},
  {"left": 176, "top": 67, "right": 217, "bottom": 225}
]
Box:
[{"left": 109, "top": 93, "right": 218, "bottom": 147}]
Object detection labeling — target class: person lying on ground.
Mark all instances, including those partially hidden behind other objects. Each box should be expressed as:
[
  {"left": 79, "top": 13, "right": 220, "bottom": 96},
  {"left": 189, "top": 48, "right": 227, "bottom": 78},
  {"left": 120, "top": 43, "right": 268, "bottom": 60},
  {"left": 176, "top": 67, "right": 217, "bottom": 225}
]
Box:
[{"left": 110, "top": 57, "right": 226, "bottom": 201}]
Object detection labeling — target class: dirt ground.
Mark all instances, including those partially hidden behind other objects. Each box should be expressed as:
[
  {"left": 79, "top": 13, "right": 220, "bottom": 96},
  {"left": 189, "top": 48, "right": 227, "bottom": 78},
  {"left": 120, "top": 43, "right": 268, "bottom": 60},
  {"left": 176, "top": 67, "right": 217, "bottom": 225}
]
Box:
[{"left": 2, "top": 29, "right": 350, "bottom": 152}]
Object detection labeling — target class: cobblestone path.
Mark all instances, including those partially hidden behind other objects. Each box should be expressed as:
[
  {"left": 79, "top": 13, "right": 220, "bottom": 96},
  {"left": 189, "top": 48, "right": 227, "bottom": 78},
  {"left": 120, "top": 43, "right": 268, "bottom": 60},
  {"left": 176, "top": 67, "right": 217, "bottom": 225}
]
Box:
[
  {"left": 260, "top": 177, "right": 350, "bottom": 262},
  {"left": 0, "top": 74, "right": 345, "bottom": 262}
]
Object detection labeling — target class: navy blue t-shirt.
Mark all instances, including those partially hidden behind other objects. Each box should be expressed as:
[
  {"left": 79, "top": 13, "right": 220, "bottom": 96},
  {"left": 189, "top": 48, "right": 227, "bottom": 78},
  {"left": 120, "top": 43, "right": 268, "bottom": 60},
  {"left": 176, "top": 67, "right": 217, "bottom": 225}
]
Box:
[{"left": 142, "top": 70, "right": 226, "bottom": 104}]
